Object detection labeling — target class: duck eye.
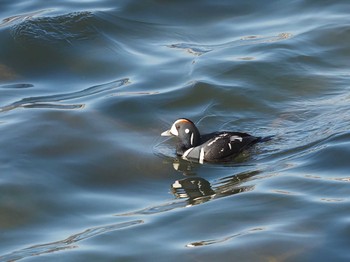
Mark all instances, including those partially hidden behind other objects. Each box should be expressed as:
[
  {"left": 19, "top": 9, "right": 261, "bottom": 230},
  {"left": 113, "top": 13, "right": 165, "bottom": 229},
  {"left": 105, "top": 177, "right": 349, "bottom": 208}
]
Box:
[{"left": 176, "top": 125, "right": 180, "bottom": 130}]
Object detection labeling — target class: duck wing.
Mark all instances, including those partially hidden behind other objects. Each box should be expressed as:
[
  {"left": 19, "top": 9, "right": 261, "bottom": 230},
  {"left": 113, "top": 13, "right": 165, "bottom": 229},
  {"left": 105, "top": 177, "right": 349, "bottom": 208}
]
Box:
[
  {"left": 202, "top": 132, "right": 260, "bottom": 162},
  {"left": 182, "top": 132, "right": 259, "bottom": 163}
]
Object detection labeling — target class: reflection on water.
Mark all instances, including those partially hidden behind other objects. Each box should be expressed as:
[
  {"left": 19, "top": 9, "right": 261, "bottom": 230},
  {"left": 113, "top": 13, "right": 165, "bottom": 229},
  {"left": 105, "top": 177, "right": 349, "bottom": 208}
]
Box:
[
  {"left": 171, "top": 169, "right": 258, "bottom": 207},
  {"left": 117, "top": 160, "right": 259, "bottom": 215},
  {"left": 172, "top": 177, "right": 214, "bottom": 200}
]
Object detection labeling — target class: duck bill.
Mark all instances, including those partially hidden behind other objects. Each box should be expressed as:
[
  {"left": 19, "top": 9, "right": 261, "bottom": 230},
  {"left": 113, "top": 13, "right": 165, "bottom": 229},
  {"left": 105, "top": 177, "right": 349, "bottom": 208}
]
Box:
[{"left": 161, "top": 129, "right": 173, "bottom": 136}]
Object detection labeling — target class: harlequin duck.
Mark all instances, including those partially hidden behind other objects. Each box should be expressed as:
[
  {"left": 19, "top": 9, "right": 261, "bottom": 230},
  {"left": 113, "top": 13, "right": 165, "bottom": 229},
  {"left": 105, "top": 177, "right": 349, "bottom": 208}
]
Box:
[{"left": 161, "top": 118, "right": 263, "bottom": 163}]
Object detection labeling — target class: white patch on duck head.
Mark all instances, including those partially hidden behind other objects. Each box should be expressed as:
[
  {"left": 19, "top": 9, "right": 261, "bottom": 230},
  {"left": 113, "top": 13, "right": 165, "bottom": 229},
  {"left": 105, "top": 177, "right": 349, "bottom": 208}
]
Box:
[{"left": 169, "top": 122, "right": 179, "bottom": 136}]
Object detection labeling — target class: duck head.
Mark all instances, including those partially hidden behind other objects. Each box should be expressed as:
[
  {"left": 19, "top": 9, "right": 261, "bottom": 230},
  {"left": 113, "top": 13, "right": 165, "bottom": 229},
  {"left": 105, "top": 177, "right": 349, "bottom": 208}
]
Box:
[{"left": 161, "top": 118, "right": 200, "bottom": 150}]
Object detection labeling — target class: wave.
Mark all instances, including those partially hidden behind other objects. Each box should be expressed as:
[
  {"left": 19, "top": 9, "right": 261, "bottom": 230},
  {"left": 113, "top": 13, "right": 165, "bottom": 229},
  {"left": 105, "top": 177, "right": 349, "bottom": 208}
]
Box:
[
  {"left": 168, "top": 33, "right": 293, "bottom": 56},
  {"left": 10, "top": 11, "right": 98, "bottom": 47},
  {"left": 0, "top": 219, "right": 143, "bottom": 261},
  {"left": 0, "top": 78, "right": 129, "bottom": 112}
]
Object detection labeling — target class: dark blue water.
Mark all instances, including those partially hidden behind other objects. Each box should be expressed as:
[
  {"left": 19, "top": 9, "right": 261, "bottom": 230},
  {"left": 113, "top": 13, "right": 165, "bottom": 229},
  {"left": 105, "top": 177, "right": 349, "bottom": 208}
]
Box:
[{"left": 1, "top": 1, "right": 350, "bottom": 261}]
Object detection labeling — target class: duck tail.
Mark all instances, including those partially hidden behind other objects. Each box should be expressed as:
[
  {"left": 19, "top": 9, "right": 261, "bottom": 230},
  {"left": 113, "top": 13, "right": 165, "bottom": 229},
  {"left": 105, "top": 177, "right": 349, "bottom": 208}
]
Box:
[{"left": 256, "top": 135, "right": 274, "bottom": 143}]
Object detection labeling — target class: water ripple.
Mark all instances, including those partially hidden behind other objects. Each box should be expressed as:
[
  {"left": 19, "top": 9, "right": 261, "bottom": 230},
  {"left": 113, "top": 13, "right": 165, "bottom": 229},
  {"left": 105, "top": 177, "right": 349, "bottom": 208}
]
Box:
[
  {"left": 0, "top": 83, "right": 33, "bottom": 89},
  {"left": 0, "top": 9, "right": 51, "bottom": 29},
  {"left": 10, "top": 11, "right": 98, "bottom": 46},
  {"left": 168, "top": 33, "right": 293, "bottom": 56},
  {"left": 186, "top": 227, "right": 264, "bottom": 247},
  {"left": 0, "top": 78, "right": 129, "bottom": 112},
  {"left": 0, "top": 219, "right": 143, "bottom": 262}
]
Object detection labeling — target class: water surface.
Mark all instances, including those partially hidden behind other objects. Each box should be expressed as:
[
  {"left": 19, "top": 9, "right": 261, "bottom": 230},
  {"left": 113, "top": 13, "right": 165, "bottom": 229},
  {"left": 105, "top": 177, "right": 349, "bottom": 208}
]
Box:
[{"left": 1, "top": 0, "right": 350, "bottom": 261}]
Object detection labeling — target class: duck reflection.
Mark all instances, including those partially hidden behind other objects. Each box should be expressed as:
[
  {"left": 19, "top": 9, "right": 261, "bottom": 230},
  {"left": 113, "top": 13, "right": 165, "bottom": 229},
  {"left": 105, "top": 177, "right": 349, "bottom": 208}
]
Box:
[
  {"left": 172, "top": 177, "right": 214, "bottom": 201},
  {"left": 117, "top": 159, "right": 260, "bottom": 216},
  {"left": 171, "top": 158, "right": 260, "bottom": 206}
]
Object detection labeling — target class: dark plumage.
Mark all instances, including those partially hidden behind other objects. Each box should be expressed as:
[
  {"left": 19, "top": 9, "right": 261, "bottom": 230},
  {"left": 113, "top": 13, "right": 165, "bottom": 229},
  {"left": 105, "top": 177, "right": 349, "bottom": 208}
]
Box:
[{"left": 161, "top": 118, "right": 263, "bottom": 163}]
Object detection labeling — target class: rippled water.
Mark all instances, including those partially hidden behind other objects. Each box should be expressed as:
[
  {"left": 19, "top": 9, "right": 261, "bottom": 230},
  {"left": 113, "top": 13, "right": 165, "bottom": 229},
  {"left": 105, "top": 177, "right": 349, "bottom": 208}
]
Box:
[{"left": 1, "top": 1, "right": 350, "bottom": 261}]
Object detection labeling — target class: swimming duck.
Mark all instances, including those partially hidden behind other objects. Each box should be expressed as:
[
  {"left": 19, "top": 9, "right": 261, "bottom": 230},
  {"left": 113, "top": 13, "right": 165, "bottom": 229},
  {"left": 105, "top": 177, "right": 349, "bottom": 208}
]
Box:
[{"left": 161, "top": 118, "right": 263, "bottom": 163}]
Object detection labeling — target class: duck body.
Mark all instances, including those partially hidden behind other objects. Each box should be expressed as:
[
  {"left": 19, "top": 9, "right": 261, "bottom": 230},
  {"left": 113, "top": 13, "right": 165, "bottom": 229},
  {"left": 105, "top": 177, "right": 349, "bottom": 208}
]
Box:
[{"left": 161, "top": 118, "right": 262, "bottom": 163}]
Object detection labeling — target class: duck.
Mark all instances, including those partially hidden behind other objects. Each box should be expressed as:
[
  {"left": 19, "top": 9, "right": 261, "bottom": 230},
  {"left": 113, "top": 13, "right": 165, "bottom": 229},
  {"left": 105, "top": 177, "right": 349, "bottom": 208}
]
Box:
[{"left": 161, "top": 118, "right": 264, "bottom": 163}]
